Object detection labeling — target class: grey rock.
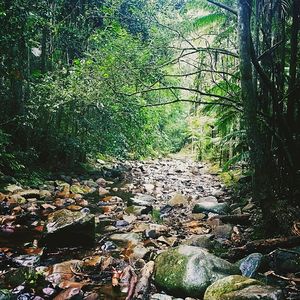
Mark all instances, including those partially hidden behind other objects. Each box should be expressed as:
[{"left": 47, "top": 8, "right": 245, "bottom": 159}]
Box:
[
  {"left": 110, "top": 232, "right": 142, "bottom": 245},
  {"left": 130, "top": 193, "right": 156, "bottom": 206},
  {"left": 193, "top": 202, "right": 229, "bottom": 215},
  {"left": 154, "top": 245, "right": 239, "bottom": 298},
  {"left": 41, "top": 209, "right": 95, "bottom": 247},
  {"left": 239, "top": 253, "right": 263, "bottom": 278}
]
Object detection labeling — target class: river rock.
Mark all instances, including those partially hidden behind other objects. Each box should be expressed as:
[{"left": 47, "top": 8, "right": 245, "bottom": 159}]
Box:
[
  {"left": 192, "top": 201, "right": 229, "bottom": 215},
  {"left": 204, "top": 275, "right": 283, "bottom": 300},
  {"left": 109, "top": 232, "right": 142, "bottom": 245},
  {"left": 154, "top": 245, "right": 239, "bottom": 297},
  {"left": 4, "top": 184, "right": 22, "bottom": 193},
  {"left": 182, "top": 234, "right": 215, "bottom": 250},
  {"left": 239, "top": 253, "right": 263, "bottom": 278},
  {"left": 168, "top": 193, "right": 188, "bottom": 207},
  {"left": 41, "top": 209, "right": 95, "bottom": 247},
  {"left": 131, "top": 194, "right": 156, "bottom": 206},
  {"left": 18, "top": 189, "right": 40, "bottom": 199}
]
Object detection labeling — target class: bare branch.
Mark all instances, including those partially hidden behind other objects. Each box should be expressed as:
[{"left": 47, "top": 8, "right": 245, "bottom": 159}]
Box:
[{"left": 207, "top": 0, "right": 238, "bottom": 16}]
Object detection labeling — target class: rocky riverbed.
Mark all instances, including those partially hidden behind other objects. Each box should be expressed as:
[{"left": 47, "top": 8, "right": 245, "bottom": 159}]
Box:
[{"left": 0, "top": 158, "right": 299, "bottom": 299}]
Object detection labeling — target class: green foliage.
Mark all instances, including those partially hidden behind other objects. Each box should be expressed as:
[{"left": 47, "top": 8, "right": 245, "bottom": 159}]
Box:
[{"left": 193, "top": 13, "right": 225, "bottom": 29}]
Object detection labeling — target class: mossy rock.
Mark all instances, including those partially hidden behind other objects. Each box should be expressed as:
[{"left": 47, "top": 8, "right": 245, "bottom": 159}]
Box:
[
  {"left": 204, "top": 275, "right": 283, "bottom": 300},
  {"left": 154, "top": 245, "right": 239, "bottom": 298}
]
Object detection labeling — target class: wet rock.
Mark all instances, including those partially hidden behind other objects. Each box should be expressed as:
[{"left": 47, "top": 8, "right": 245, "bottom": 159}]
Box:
[
  {"left": 115, "top": 220, "right": 129, "bottom": 227},
  {"left": 39, "top": 190, "right": 52, "bottom": 200},
  {"left": 191, "top": 213, "right": 206, "bottom": 220},
  {"left": 41, "top": 209, "right": 95, "bottom": 247},
  {"left": 198, "top": 196, "right": 218, "bottom": 203},
  {"left": 13, "top": 254, "right": 40, "bottom": 267},
  {"left": 143, "top": 183, "right": 155, "bottom": 192},
  {"left": 131, "top": 194, "right": 156, "bottom": 206},
  {"left": 110, "top": 232, "right": 142, "bottom": 245},
  {"left": 204, "top": 275, "right": 283, "bottom": 300},
  {"left": 83, "top": 180, "right": 98, "bottom": 188},
  {"left": 98, "top": 187, "right": 109, "bottom": 196},
  {"left": 160, "top": 205, "right": 173, "bottom": 217},
  {"left": 127, "top": 205, "right": 152, "bottom": 216},
  {"left": 168, "top": 193, "right": 188, "bottom": 207},
  {"left": 242, "top": 202, "right": 255, "bottom": 212},
  {"left": 18, "top": 189, "right": 40, "bottom": 199},
  {"left": 4, "top": 184, "right": 23, "bottom": 193},
  {"left": 9, "top": 194, "right": 26, "bottom": 204},
  {"left": 154, "top": 245, "right": 239, "bottom": 297},
  {"left": 70, "top": 185, "right": 90, "bottom": 194},
  {"left": 212, "top": 224, "right": 233, "bottom": 239},
  {"left": 182, "top": 234, "right": 215, "bottom": 250},
  {"left": 238, "top": 253, "right": 263, "bottom": 278},
  {"left": 96, "top": 177, "right": 106, "bottom": 187},
  {"left": 192, "top": 202, "right": 229, "bottom": 215},
  {"left": 151, "top": 294, "right": 173, "bottom": 300},
  {"left": 131, "top": 244, "right": 149, "bottom": 260}
]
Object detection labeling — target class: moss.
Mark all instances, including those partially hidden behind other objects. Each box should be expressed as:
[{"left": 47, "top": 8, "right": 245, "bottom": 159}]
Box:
[
  {"left": 204, "top": 275, "right": 263, "bottom": 300},
  {"left": 154, "top": 248, "right": 188, "bottom": 295}
]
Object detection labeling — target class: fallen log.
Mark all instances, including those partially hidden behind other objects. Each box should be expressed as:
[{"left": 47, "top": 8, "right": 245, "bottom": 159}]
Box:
[{"left": 225, "top": 236, "right": 300, "bottom": 260}]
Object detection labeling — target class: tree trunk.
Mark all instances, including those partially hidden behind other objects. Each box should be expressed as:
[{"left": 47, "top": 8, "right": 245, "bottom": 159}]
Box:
[{"left": 237, "top": 0, "right": 274, "bottom": 233}]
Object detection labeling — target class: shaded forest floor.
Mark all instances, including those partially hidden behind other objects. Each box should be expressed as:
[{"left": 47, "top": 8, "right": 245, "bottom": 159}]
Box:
[{"left": 0, "top": 157, "right": 299, "bottom": 299}]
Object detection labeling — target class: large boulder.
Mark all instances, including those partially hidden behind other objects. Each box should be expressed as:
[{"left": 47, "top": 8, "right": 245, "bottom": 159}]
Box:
[
  {"left": 154, "top": 245, "right": 239, "bottom": 298},
  {"left": 40, "top": 209, "right": 95, "bottom": 248},
  {"left": 204, "top": 275, "right": 283, "bottom": 300}
]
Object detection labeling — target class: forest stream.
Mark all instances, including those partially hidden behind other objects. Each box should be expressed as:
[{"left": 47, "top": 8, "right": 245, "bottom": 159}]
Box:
[{"left": 1, "top": 157, "right": 299, "bottom": 300}]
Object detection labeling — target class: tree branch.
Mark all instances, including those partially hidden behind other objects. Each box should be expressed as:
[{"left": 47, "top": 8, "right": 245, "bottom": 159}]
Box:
[{"left": 207, "top": 0, "right": 237, "bottom": 16}]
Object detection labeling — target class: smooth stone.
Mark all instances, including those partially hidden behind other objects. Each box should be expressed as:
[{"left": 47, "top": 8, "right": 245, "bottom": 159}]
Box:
[
  {"left": 168, "top": 193, "right": 188, "bottom": 207},
  {"left": 130, "top": 194, "right": 156, "bottom": 206},
  {"left": 204, "top": 275, "right": 283, "bottom": 300},
  {"left": 239, "top": 253, "right": 263, "bottom": 278},
  {"left": 18, "top": 189, "right": 40, "bottom": 199},
  {"left": 41, "top": 209, "right": 95, "bottom": 248},
  {"left": 151, "top": 294, "right": 173, "bottom": 300},
  {"left": 198, "top": 196, "right": 218, "bottom": 203},
  {"left": 242, "top": 202, "right": 255, "bottom": 212},
  {"left": 39, "top": 190, "right": 52, "bottom": 199},
  {"left": 13, "top": 255, "right": 40, "bottom": 267},
  {"left": 182, "top": 234, "right": 215, "bottom": 250},
  {"left": 4, "top": 184, "right": 23, "bottom": 193},
  {"left": 193, "top": 202, "right": 229, "bottom": 215},
  {"left": 109, "top": 232, "right": 142, "bottom": 245},
  {"left": 212, "top": 224, "right": 233, "bottom": 239},
  {"left": 126, "top": 205, "right": 153, "bottom": 216},
  {"left": 154, "top": 245, "right": 239, "bottom": 298}
]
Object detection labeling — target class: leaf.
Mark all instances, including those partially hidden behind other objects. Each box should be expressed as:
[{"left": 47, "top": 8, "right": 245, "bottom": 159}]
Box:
[{"left": 193, "top": 13, "right": 225, "bottom": 29}]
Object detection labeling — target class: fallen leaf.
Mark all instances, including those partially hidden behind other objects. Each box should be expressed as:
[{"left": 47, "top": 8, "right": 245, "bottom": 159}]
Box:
[{"left": 53, "top": 287, "right": 81, "bottom": 300}]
